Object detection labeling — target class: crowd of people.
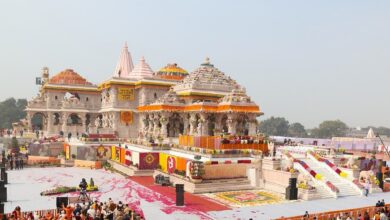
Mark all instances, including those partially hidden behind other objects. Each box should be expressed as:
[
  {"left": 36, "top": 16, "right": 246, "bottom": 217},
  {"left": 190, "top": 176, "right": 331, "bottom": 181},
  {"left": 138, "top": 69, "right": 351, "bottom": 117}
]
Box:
[
  {"left": 301, "top": 200, "right": 389, "bottom": 220},
  {"left": 6, "top": 198, "right": 145, "bottom": 220},
  {"left": 6, "top": 154, "right": 25, "bottom": 170}
]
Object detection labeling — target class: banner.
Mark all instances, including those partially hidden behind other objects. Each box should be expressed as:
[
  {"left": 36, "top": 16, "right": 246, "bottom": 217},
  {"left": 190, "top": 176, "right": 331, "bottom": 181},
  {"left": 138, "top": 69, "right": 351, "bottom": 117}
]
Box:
[
  {"left": 118, "top": 88, "right": 134, "bottom": 101},
  {"left": 96, "top": 145, "right": 111, "bottom": 160},
  {"left": 125, "top": 150, "right": 132, "bottom": 166},
  {"left": 139, "top": 153, "right": 159, "bottom": 170},
  {"left": 65, "top": 144, "right": 70, "bottom": 160},
  {"left": 120, "top": 111, "right": 133, "bottom": 125},
  {"left": 167, "top": 156, "right": 176, "bottom": 174}
]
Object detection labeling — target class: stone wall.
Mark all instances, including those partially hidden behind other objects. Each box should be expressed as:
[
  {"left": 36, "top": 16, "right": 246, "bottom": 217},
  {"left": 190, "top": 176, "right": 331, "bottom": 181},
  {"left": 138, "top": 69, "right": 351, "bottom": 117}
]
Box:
[
  {"left": 261, "top": 169, "right": 295, "bottom": 194},
  {"left": 203, "top": 163, "right": 249, "bottom": 180}
]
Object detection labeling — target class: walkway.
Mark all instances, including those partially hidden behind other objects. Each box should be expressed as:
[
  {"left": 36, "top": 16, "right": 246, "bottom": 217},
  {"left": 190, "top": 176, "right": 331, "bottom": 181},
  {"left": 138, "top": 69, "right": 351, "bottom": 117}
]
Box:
[
  {"left": 129, "top": 176, "right": 229, "bottom": 213},
  {"left": 208, "top": 192, "right": 390, "bottom": 220}
]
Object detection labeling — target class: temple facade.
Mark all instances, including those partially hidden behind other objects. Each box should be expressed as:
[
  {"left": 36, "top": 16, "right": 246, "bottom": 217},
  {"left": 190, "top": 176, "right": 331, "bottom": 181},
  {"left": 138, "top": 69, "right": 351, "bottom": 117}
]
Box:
[{"left": 25, "top": 44, "right": 263, "bottom": 139}]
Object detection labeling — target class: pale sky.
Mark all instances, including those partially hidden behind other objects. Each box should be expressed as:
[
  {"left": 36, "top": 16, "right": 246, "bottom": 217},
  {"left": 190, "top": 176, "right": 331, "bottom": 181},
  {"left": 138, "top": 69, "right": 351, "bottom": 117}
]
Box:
[{"left": 0, "top": 0, "right": 389, "bottom": 128}]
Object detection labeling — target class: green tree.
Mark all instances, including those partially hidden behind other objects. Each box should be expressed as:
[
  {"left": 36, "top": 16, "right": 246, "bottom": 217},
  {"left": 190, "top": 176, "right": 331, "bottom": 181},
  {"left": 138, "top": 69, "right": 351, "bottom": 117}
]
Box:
[
  {"left": 311, "top": 120, "right": 348, "bottom": 138},
  {"left": 0, "top": 98, "right": 27, "bottom": 129},
  {"left": 288, "top": 122, "right": 307, "bottom": 137},
  {"left": 258, "top": 117, "right": 289, "bottom": 136},
  {"left": 10, "top": 136, "right": 20, "bottom": 153}
]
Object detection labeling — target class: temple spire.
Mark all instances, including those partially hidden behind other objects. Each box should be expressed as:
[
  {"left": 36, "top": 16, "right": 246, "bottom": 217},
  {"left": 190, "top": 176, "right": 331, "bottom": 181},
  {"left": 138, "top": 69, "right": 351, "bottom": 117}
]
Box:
[
  {"left": 129, "top": 56, "right": 154, "bottom": 79},
  {"left": 113, "top": 42, "right": 134, "bottom": 78}
]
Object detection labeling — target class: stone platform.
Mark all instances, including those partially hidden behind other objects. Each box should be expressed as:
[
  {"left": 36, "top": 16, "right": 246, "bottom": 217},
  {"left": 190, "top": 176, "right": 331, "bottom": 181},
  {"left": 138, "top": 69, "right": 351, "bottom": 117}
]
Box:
[
  {"left": 153, "top": 170, "right": 254, "bottom": 194},
  {"left": 108, "top": 160, "right": 154, "bottom": 176}
]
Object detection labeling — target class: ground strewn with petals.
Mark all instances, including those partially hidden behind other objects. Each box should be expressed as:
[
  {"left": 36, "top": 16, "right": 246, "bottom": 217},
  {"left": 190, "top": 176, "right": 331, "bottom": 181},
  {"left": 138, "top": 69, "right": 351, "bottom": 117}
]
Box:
[{"left": 5, "top": 167, "right": 223, "bottom": 219}]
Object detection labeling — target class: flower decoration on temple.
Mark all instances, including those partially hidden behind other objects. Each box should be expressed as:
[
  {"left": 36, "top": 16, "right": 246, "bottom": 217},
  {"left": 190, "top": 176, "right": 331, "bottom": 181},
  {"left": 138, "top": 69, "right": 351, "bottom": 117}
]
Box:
[
  {"left": 309, "top": 151, "right": 348, "bottom": 178},
  {"left": 155, "top": 63, "right": 188, "bottom": 80}
]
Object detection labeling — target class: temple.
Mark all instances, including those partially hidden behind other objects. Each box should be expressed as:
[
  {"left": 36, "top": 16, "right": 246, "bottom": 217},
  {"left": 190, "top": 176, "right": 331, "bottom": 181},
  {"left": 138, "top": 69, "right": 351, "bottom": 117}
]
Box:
[{"left": 25, "top": 44, "right": 262, "bottom": 139}]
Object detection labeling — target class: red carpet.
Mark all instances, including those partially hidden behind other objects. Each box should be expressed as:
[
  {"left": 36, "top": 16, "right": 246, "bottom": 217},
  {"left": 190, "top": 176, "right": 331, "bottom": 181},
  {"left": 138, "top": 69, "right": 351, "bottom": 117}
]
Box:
[{"left": 129, "top": 176, "right": 229, "bottom": 212}]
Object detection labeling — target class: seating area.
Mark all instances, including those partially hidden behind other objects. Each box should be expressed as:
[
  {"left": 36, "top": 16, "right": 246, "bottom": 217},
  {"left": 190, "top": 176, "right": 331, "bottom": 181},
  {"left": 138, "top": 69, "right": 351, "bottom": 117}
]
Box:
[
  {"left": 179, "top": 135, "right": 268, "bottom": 151},
  {"left": 3, "top": 198, "right": 146, "bottom": 220},
  {"left": 277, "top": 203, "right": 390, "bottom": 220}
]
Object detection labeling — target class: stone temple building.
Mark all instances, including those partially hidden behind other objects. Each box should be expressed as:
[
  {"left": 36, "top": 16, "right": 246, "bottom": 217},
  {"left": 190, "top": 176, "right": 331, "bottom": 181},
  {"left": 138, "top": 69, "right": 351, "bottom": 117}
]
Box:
[{"left": 25, "top": 43, "right": 263, "bottom": 139}]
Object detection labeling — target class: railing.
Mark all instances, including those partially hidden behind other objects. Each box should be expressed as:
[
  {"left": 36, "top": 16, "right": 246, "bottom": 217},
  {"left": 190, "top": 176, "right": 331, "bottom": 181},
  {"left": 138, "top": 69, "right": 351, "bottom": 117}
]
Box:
[
  {"left": 2, "top": 209, "right": 58, "bottom": 219},
  {"left": 179, "top": 135, "right": 268, "bottom": 152},
  {"left": 275, "top": 204, "right": 390, "bottom": 220}
]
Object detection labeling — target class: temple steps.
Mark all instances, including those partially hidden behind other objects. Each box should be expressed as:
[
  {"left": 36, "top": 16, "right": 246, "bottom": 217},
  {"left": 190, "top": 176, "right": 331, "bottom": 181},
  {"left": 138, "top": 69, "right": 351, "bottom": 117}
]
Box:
[{"left": 188, "top": 178, "right": 254, "bottom": 194}]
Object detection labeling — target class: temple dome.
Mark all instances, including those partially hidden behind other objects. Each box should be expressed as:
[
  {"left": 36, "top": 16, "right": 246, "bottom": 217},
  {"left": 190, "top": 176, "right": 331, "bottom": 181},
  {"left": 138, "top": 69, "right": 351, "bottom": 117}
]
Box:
[
  {"left": 128, "top": 57, "right": 154, "bottom": 79},
  {"left": 155, "top": 63, "right": 188, "bottom": 80},
  {"left": 49, "top": 69, "right": 93, "bottom": 86},
  {"left": 173, "top": 58, "right": 241, "bottom": 94}
]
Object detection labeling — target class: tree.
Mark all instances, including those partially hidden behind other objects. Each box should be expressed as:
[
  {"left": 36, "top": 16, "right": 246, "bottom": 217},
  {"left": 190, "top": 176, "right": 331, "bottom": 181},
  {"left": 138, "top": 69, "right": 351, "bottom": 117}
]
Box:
[
  {"left": 258, "top": 117, "right": 289, "bottom": 136},
  {"left": 288, "top": 122, "right": 307, "bottom": 137},
  {"left": 10, "top": 136, "right": 20, "bottom": 153},
  {"left": 0, "top": 98, "right": 27, "bottom": 129},
  {"left": 311, "top": 120, "right": 348, "bottom": 138}
]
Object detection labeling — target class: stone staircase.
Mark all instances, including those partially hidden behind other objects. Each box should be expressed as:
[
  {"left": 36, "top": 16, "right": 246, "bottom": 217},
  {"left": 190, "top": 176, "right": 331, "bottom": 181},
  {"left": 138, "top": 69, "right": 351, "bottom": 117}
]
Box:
[
  {"left": 188, "top": 178, "right": 254, "bottom": 194},
  {"left": 302, "top": 158, "right": 360, "bottom": 197}
]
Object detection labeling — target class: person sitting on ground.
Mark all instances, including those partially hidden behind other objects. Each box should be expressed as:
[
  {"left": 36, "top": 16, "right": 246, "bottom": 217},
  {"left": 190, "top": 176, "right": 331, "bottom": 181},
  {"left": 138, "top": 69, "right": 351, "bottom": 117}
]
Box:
[
  {"left": 377, "top": 200, "right": 383, "bottom": 207},
  {"left": 381, "top": 199, "right": 385, "bottom": 207}
]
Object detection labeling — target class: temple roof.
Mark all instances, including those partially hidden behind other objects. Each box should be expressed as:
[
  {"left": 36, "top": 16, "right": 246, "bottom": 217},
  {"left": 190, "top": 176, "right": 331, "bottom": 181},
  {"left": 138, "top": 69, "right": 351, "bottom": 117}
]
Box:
[
  {"left": 155, "top": 63, "right": 188, "bottom": 80},
  {"left": 129, "top": 57, "right": 154, "bottom": 79},
  {"left": 49, "top": 69, "right": 93, "bottom": 86},
  {"left": 173, "top": 58, "right": 241, "bottom": 96},
  {"left": 113, "top": 42, "right": 134, "bottom": 78},
  {"left": 153, "top": 88, "right": 185, "bottom": 105}
]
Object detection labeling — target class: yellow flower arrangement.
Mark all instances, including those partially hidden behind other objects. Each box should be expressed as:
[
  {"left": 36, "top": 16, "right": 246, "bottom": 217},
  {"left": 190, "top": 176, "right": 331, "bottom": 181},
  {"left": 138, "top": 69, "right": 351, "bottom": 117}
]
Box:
[{"left": 315, "top": 173, "right": 323, "bottom": 180}]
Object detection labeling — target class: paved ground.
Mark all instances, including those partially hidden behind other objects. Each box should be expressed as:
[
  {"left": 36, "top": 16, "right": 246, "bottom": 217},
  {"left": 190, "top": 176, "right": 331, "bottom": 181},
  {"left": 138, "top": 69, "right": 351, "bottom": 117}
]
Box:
[
  {"left": 5, "top": 167, "right": 214, "bottom": 219},
  {"left": 5, "top": 167, "right": 390, "bottom": 220}
]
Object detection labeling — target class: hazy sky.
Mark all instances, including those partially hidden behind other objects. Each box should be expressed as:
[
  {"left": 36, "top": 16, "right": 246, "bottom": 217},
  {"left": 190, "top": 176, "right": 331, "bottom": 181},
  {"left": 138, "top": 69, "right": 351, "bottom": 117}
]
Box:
[{"left": 0, "top": 1, "right": 389, "bottom": 128}]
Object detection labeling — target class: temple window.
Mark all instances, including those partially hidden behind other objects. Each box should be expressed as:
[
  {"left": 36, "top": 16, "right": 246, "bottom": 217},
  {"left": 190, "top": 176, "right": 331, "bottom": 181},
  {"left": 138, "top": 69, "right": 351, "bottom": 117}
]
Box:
[
  {"left": 55, "top": 96, "right": 58, "bottom": 100},
  {"left": 154, "top": 93, "right": 157, "bottom": 99},
  {"left": 86, "top": 97, "right": 89, "bottom": 102}
]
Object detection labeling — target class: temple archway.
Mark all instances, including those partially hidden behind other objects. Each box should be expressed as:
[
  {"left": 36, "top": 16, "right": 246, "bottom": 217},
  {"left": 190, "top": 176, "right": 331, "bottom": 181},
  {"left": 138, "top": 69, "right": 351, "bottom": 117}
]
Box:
[
  {"left": 67, "top": 113, "right": 82, "bottom": 126},
  {"left": 31, "top": 112, "right": 46, "bottom": 131},
  {"left": 221, "top": 115, "right": 228, "bottom": 134},
  {"left": 53, "top": 113, "right": 60, "bottom": 125},
  {"left": 207, "top": 114, "right": 216, "bottom": 136},
  {"left": 236, "top": 115, "right": 250, "bottom": 135},
  {"left": 167, "top": 113, "right": 184, "bottom": 137}
]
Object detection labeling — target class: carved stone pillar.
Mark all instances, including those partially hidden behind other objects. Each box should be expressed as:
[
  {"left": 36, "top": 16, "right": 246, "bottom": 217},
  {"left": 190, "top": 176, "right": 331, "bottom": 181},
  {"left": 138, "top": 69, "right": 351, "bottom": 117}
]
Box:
[
  {"left": 189, "top": 114, "right": 197, "bottom": 136},
  {"left": 160, "top": 115, "right": 169, "bottom": 138},
  {"left": 182, "top": 114, "right": 189, "bottom": 135},
  {"left": 80, "top": 113, "right": 87, "bottom": 133},
  {"left": 215, "top": 114, "right": 223, "bottom": 134},
  {"left": 227, "top": 114, "right": 237, "bottom": 135},
  {"left": 111, "top": 112, "right": 118, "bottom": 131},
  {"left": 26, "top": 112, "right": 33, "bottom": 132},
  {"left": 61, "top": 113, "right": 69, "bottom": 134},
  {"left": 153, "top": 114, "right": 160, "bottom": 137},
  {"left": 200, "top": 114, "right": 208, "bottom": 136},
  {"left": 47, "top": 113, "right": 53, "bottom": 136},
  {"left": 248, "top": 115, "right": 258, "bottom": 136},
  {"left": 148, "top": 114, "right": 154, "bottom": 134}
]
